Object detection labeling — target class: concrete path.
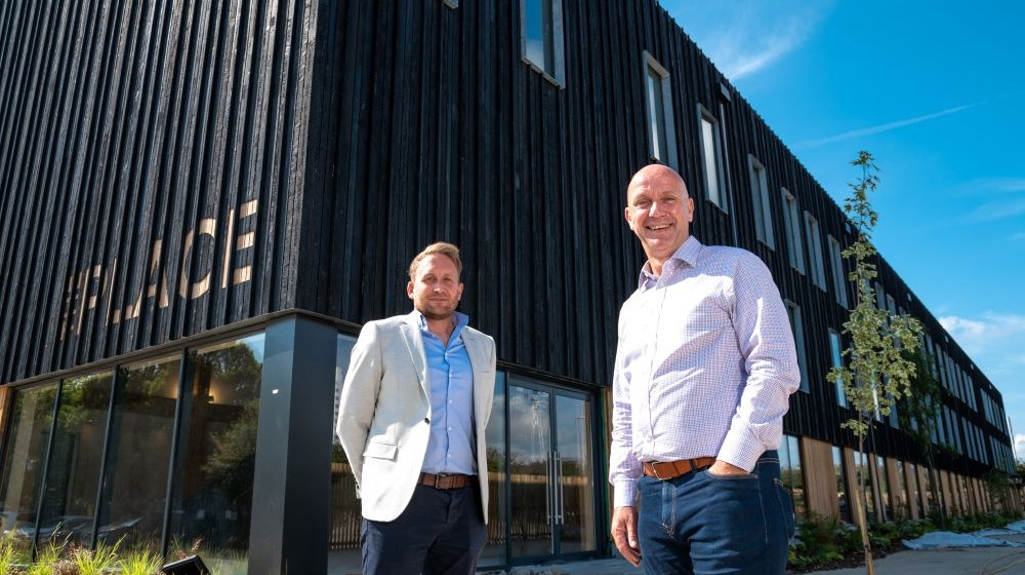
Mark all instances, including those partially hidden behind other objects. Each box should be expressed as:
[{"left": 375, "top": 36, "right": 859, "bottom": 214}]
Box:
[{"left": 493, "top": 546, "right": 1025, "bottom": 575}]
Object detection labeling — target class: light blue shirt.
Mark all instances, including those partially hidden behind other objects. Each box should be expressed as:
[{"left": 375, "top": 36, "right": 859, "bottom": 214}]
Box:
[{"left": 419, "top": 311, "right": 478, "bottom": 475}]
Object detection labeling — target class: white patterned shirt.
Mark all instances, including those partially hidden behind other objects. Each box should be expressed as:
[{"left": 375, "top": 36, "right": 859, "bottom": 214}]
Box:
[{"left": 609, "top": 236, "right": 800, "bottom": 508}]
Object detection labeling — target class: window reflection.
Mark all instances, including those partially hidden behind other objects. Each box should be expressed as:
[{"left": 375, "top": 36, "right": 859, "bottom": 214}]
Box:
[
  {"left": 832, "top": 446, "right": 851, "bottom": 522},
  {"left": 779, "top": 435, "right": 804, "bottom": 520},
  {"left": 480, "top": 372, "right": 507, "bottom": 566},
  {"left": 38, "top": 373, "right": 113, "bottom": 550},
  {"left": 0, "top": 384, "right": 58, "bottom": 562},
  {"left": 328, "top": 334, "right": 360, "bottom": 575},
  {"left": 168, "top": 334, "right": 264, "bottom": 575},
  {"left": 96, "top": 356, "right": 180, "bottom": 554}
]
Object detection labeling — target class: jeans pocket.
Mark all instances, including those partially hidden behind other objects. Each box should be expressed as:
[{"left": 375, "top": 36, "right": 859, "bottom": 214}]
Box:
[{"left": 772, "top": 477, "right": 796, "bottom": 539}]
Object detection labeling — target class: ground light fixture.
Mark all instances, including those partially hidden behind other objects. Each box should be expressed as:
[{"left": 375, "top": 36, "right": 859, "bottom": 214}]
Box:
[{"left": 160, "top": 554, "right": 210, "bottom": 575}]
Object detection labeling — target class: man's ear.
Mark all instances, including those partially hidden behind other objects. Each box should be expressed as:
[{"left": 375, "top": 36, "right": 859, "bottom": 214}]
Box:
[{"left": 407, "top": 281, "right": 414, "bottom": 299}]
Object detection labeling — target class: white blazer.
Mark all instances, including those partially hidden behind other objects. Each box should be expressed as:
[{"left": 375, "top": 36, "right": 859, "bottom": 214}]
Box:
[{"left": 336, "top": 311, "right": 497, "bottom": 523}]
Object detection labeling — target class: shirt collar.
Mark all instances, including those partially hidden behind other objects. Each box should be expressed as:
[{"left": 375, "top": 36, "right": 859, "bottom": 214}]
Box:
[
  {"left": 636, "top": 236, "right": 703, "bottom": 291},
  {"left": 414, "top": 309, "right": 469, "bottom": 332}
]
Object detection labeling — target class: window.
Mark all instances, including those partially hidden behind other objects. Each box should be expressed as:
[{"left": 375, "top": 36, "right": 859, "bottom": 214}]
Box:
[
  {"left": 37, "top": 373, "right": 113, "bottom": 549},
  {"left": 748, "top": 155, "right": 774, "bottom": 248},
  {"left": 828, "top": 235, "right": 849, "bottom": 307},
  {"left": 643, "top": 52, "right": 678, "bottom": 168},
  {"left": 854, "top": 449, "right": 874, "bottom": 519},
  {"left": 779, "top": 435, "right": 805, "bottom": 520},
  {"left": 0, "top": 384, "right": 59, "bottom": 564},
  {"left": 785, "top": 301, "right": 809, "bottom": 392},
  {"left": 833, "top": 446, "right": 852, "bottom": 522},
  {"left": 167, "top": 334, "right": 265, "bottom": 567},
  {"left": 781, "top": 189, "right": 805, "bottom": 273},
  {"left": 96, "top": 355, "right": 181, "bottom": 553},
  {"left": 699, "top": 107, "right": 726, "bottom": 209},
  {"left": 522, "top": 0, "right": 564, "bottom": 83},
  {"left": 804, "top": 211, "right": 826, "bottom": 290},
  {"left": 875, "top": 456, "right": 890, "bottom": 521},
  {"left": 829, "top": 329, "right": 848, "bottom": 408},
  {"left": 895, "top": 461, "right": 909, "bottom": 517}
]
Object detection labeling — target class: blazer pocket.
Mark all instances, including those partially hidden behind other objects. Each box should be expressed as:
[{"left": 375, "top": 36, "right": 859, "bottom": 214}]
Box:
[{"left": 363, "top": 440, "right": 398, "bottom": 461}]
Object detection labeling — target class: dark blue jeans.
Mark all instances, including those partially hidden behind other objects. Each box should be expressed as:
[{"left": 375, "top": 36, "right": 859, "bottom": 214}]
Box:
[
  {"left": 636, "top": 451, "right": 795, "bottom": 575},
  {"left": 361, "top": 483, "right": 487, "bottom": 575}
]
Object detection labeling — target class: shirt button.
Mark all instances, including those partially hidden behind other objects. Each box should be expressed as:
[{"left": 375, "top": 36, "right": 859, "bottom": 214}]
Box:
[{"left": 424, "top": 418, "right": 430, "bottom": 423}]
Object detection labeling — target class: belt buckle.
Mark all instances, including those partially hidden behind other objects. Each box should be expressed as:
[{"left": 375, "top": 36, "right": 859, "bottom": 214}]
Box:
[
  {"left": 651, "top": 462, "right": 671, "bottom": 480},
  {"left": 436, "top": 473, "right": 453, "bottom": 489}
]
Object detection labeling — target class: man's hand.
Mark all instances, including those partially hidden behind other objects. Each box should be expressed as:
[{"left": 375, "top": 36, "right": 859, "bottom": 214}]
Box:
[
  {"left": 708, "top": 460, "right": 748, "bottom": 476},
  {"left": 611, "top": 505, "right": 641, "bottom": 567}
]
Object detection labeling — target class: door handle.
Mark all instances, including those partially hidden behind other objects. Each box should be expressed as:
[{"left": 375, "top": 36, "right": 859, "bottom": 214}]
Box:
[
  {"left": 546, "top": 455, "right": 553, "bottom": 524},
  {"left": 554, "top": 450, "right": 564, "bottom": 524}
]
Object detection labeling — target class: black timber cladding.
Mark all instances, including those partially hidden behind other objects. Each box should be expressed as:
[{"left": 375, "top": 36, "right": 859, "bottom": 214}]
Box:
[
  {"left": 0, "top": 0, "right": 1011, "bottom": 471},
  {"left": 0, "top": 0, "right": 317, "bottom": 382}
]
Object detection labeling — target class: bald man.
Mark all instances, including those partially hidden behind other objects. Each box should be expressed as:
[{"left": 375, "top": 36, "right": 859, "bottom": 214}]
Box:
[{"left": 608, "top": 164, "right": 801, "bottom": 575}]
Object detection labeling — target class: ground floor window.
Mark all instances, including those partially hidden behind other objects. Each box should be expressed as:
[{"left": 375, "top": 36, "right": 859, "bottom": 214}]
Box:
[
  {"left": 779, "top": 435, "right": 805, "bottom": 520},
  {"left": 0, "top": 333, "right": 263, "bottom": 573},
  {"left": 832, "top": 446, "right": 852, "bottom": 522}
]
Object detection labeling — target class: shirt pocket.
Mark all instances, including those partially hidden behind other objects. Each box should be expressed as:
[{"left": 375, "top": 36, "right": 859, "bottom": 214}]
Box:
[{"left": 363, "top": 440, "right": 398, "bottom": 461}]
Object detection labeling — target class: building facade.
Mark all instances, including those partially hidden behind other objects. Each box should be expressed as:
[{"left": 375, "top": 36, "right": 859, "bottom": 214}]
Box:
[{"left": 0, "top": 0, "right": 1017, "bottom": 573}]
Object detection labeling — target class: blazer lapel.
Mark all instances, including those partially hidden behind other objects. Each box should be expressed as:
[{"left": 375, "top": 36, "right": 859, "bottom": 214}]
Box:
[
  {"left": 400, "top": 312, "right": 429, "bottom": 399},
  {"left": 462, "top": 329, "right": 493, "bottom": 422}
]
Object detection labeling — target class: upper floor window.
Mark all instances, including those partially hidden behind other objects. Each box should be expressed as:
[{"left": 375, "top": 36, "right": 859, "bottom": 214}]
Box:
[
  {"left": 781, "top": 189, "right": 805, "bottom": 273},
  {"left": 748, "top": 155, "right": 774, "bottom": 248},
  {"left": 643, "top": 52, "right": 678, "bottom": 168},
  {"left": 827, "top": 235, "right": 849, "bottom": 308},
  {"left": 829, "top": 329, "right": 848, "bottom": 408},
  {"left": 804, "top": 212, "right": 826, "bottom": 290},
  {"left": 699, "top": 107, "right": 726, "bottom": 210},
  {"left": 522, "top": 0, "right": 565, "bottom": 83}
]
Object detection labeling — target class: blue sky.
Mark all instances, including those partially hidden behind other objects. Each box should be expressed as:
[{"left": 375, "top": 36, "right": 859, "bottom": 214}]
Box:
[{"left": 658, "top": 0, "right": 1025, "bottom": 459}]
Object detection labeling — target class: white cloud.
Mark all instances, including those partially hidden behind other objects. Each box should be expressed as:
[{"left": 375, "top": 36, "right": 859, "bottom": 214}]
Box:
[
  {"left": 991, "top": 178, "right": 1025, "bottom": 193},
  {"left": 1016, "top": 434, "right": 1025, "bottom": 462},
  {"left": 663, "top": 0, "right": 838, "bottom": 81},
  {"left": 965, "top": 197, "right": 1025, "bottom": 223},
  {"left": 939, "top": 313, "right": 1025, "bottom": 353},
  {"left": 957, "top": 178, "right": 1025, "bottom": 223},
  {"left": 794, "top": 104, "right": 977, "bottom": 150}
]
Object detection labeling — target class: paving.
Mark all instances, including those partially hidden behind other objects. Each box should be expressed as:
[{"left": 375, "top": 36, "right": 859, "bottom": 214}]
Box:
[{"left": 491, "top": 545, "right": 1025, "bottom": 575}]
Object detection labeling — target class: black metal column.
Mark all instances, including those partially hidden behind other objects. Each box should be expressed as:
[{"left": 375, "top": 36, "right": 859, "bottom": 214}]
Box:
[{"left": 248, "top": 314, "right": 336, "bottom": 575}]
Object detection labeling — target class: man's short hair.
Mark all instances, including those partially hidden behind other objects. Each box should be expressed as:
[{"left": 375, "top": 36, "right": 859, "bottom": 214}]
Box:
[{"left": 409, "top": 242, "right": 462, "bottom": 280}]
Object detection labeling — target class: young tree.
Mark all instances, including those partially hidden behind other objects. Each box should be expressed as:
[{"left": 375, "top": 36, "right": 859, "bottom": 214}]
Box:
[{"left": 827, "top": 151, "right": 924, "bottom": 575}]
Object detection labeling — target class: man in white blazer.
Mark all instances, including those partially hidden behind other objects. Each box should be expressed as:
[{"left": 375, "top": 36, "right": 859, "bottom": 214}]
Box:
[{"left": 337, "top": 242, "right": 496, "bottom": 575}]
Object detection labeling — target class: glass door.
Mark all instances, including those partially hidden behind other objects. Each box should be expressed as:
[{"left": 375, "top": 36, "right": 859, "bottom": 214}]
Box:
[{"left": 508, "top": 381, "right": 597, "bottom": 561}]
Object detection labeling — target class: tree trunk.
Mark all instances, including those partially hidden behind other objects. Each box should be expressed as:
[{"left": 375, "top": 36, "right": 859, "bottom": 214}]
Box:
[{"left": 855, "top": 440, "right": 876, "bottom": 575}]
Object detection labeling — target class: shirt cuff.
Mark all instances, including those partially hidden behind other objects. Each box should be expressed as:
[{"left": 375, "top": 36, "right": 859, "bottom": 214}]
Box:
[
  {"left": 612, "top": 479, "right": 638, "bottom": 508},
  {"left": 717, "top": 429, "right": 764, "bottom": 473}
]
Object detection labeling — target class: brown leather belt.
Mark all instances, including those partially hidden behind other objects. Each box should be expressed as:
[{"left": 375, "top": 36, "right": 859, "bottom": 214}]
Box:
[
  {"left": 642, "top": 457, "right": 716, "bottom": 480},
  {"left": 418, "top": 472, "right": 474, "bottom": 490}
]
